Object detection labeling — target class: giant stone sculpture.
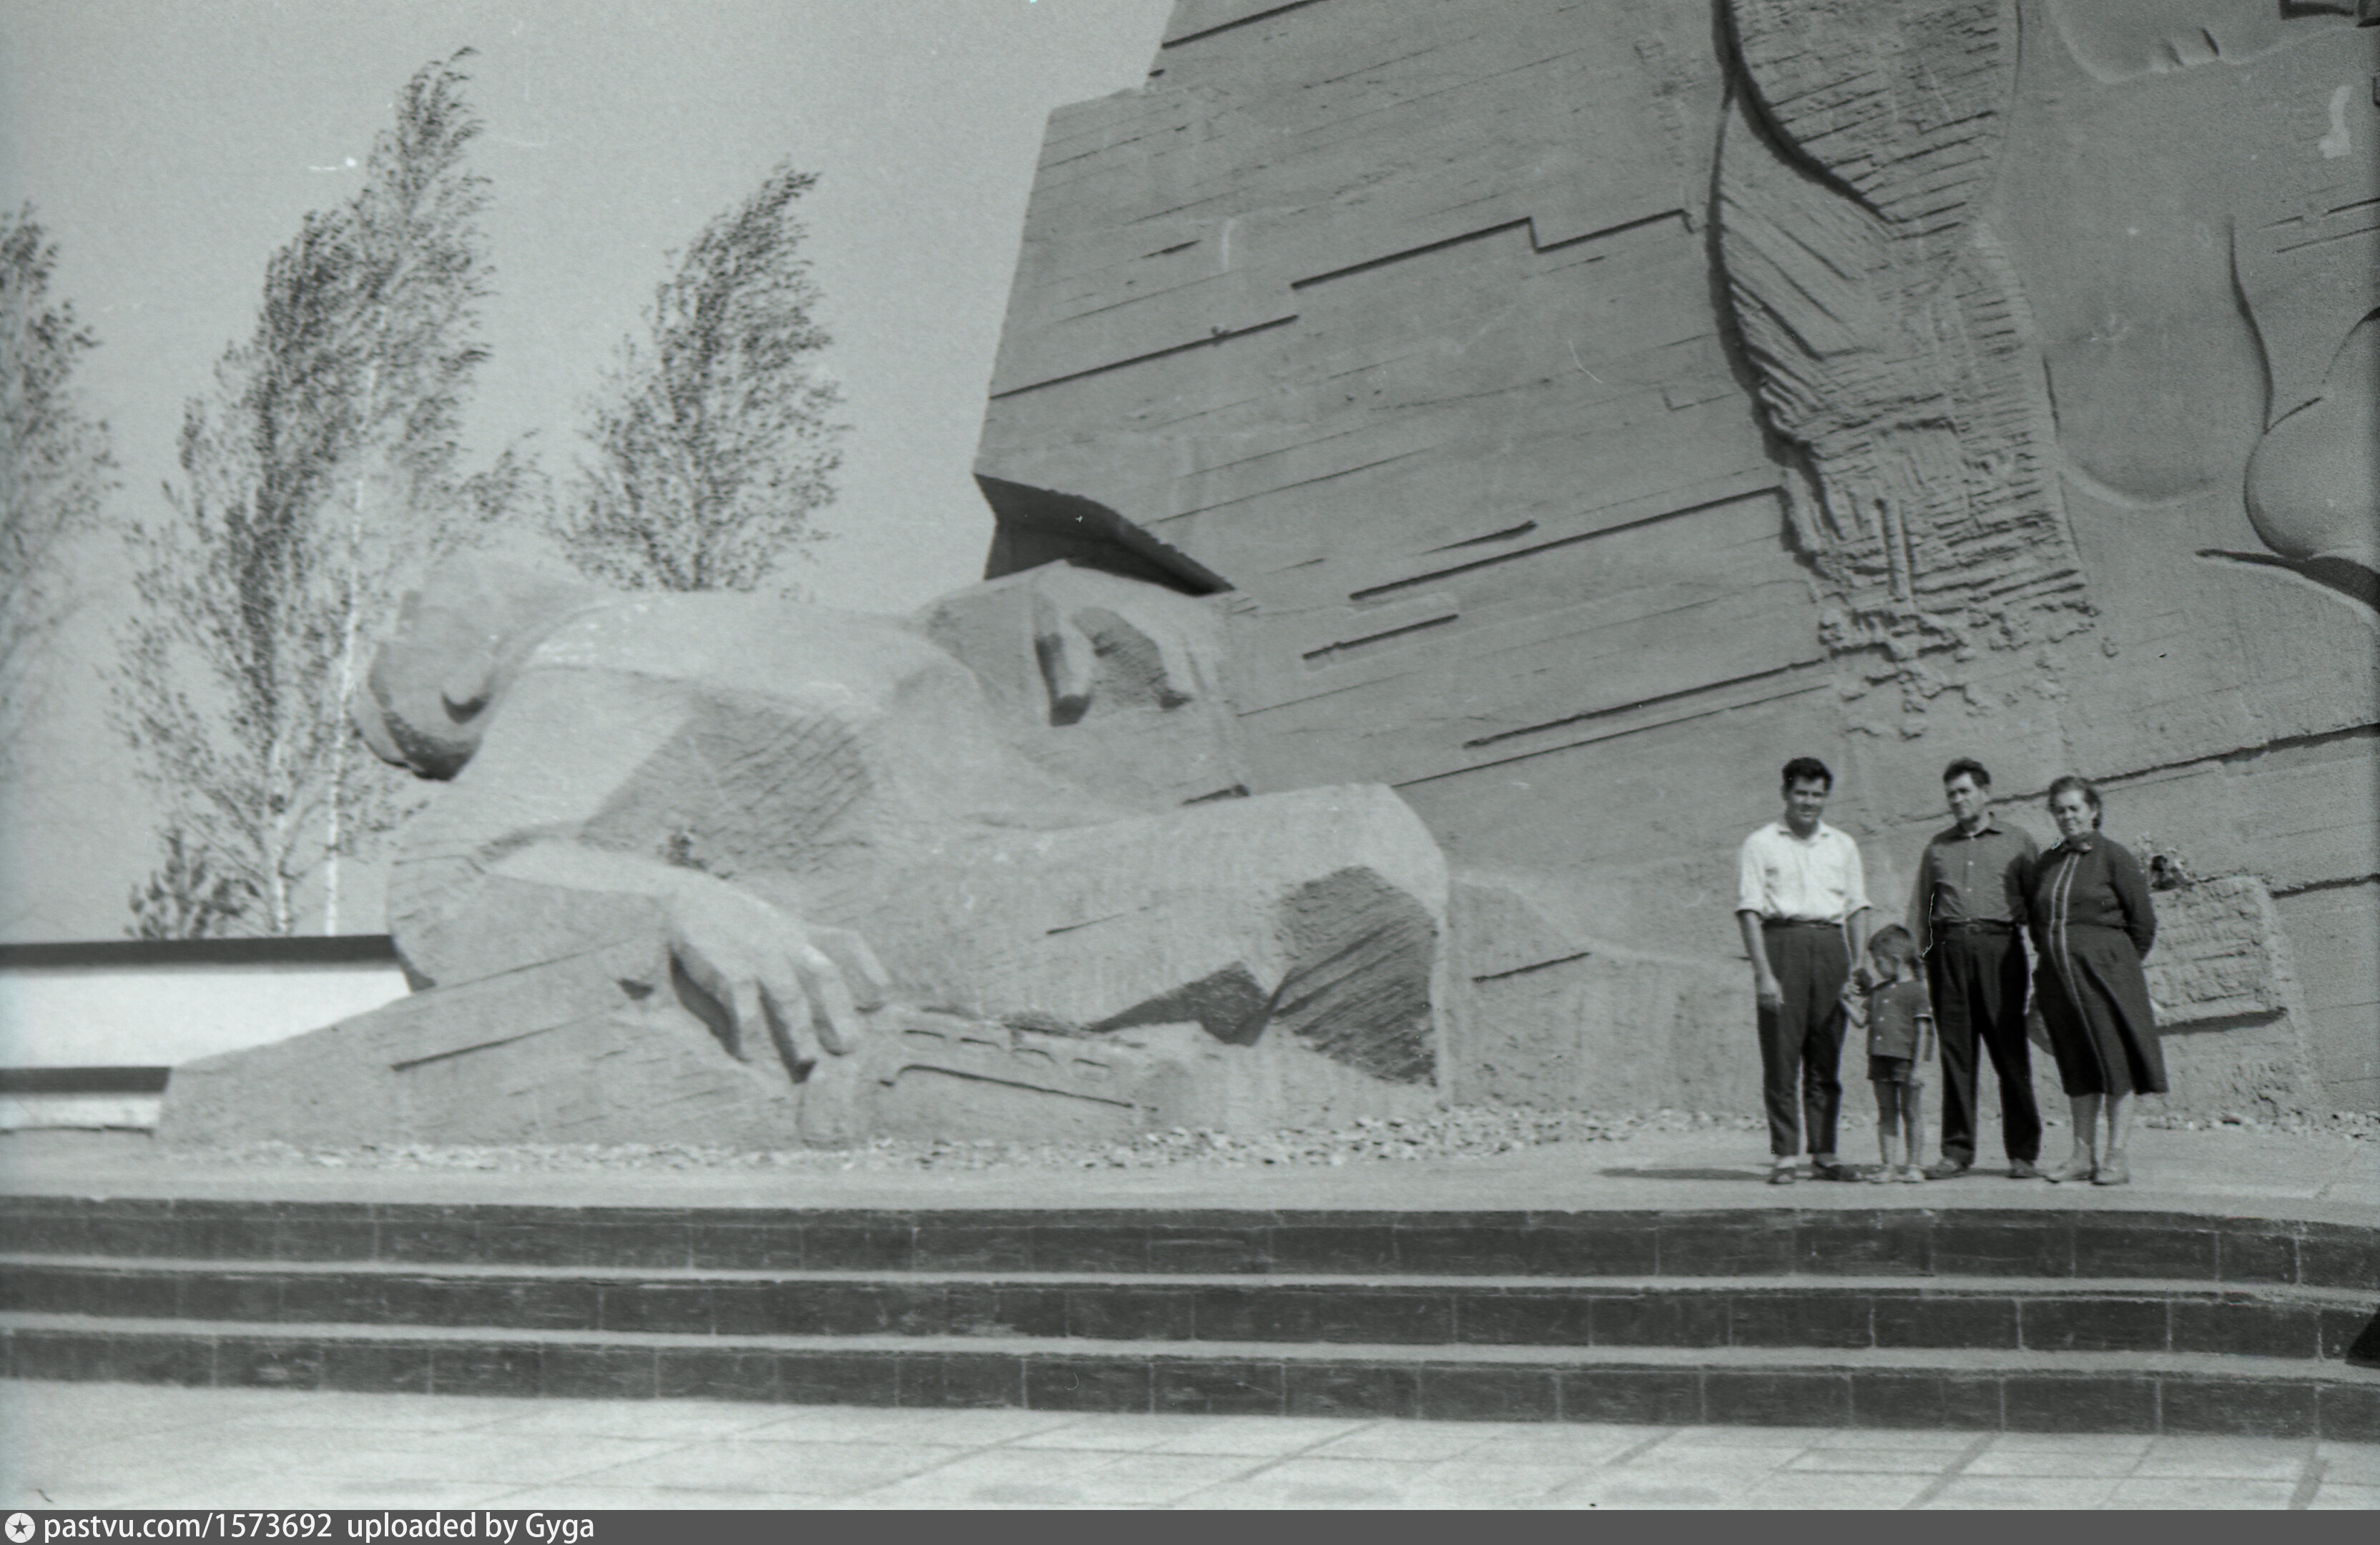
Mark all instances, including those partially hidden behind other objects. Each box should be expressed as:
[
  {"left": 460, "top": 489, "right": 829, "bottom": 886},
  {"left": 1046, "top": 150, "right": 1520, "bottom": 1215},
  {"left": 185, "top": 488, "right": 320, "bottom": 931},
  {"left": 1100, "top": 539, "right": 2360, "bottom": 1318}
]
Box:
[
  {"left": 972, "top": 0, "right": 2377, "bottom": 1114},
  {"left": 165, "top": 0, "right": 2376, "bottom": 1142},
  {"left": 159, "top": 560, "right": 1450, "bottom": 1147}
]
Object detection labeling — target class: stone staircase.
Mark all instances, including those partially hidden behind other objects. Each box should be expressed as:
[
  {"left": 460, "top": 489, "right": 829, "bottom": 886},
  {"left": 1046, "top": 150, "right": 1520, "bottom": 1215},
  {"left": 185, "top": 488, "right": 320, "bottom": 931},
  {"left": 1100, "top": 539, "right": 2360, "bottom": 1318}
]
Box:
[{"left": 3, "top": 1196, "right": 2374, "bottom": 1439}]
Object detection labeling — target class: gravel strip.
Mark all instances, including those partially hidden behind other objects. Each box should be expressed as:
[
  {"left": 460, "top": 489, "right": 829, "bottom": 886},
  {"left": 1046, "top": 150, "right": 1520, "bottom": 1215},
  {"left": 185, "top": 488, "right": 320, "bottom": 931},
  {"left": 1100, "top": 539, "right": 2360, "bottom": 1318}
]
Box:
[{"left": 171, "top": 1104, "right": 2371, "bottom": 1175}]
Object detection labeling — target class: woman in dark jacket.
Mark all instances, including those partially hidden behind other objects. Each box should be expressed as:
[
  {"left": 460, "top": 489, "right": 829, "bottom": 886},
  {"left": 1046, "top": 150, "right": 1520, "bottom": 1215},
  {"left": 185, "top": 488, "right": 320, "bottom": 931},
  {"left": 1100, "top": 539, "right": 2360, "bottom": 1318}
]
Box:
[{"left": 2029, "top": 775, "right": 2165, "bottom": 1185}]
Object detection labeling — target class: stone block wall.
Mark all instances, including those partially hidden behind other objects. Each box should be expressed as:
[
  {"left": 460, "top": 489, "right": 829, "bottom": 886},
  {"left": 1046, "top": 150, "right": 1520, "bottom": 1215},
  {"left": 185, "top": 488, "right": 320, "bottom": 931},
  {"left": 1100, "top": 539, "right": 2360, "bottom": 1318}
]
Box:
[
  {"left": 2138, "top": 874, "right": 2324, "bottom": 1118},
  {"left": 1445, "top": 874, "right": 1755, "bottom": 1114}
]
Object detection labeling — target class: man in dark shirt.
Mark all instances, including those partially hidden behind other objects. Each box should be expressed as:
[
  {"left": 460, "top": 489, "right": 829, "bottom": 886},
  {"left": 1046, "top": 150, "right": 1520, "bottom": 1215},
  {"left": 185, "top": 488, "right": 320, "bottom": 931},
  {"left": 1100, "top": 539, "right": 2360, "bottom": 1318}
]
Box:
[{"left": 1907, "top": 759, "right": 2043, "bottom": 1178}]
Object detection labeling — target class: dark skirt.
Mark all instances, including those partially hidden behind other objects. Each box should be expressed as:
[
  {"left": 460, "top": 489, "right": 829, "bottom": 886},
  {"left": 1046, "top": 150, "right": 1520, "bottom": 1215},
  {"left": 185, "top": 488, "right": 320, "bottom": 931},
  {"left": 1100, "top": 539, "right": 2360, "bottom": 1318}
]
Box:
[{"left": 2036, "top": 924, "right": 2168, "bottom": 1097}]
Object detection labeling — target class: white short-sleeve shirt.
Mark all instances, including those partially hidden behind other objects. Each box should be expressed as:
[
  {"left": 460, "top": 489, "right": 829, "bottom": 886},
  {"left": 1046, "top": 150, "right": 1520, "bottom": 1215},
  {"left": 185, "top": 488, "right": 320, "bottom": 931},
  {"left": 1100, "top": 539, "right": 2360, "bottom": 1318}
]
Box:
[{"left": 1737, "top": 820, "right": 1871, "bottom": 923}]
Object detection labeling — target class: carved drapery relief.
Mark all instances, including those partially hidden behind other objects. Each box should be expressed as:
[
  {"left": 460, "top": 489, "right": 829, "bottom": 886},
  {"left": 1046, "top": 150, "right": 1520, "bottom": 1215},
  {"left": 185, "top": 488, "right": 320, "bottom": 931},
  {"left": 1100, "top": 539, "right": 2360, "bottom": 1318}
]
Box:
[{"left": 1716, "top": 0, "right": 2092, "bottom": 696}]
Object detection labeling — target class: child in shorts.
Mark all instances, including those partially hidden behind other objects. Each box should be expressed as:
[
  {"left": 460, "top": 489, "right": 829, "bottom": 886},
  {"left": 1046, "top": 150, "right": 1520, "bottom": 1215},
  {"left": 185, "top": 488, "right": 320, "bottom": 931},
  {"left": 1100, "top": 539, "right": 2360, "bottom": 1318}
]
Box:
[{"left": 1862, "top": 925, "right": 1935, "bottom": 1183}]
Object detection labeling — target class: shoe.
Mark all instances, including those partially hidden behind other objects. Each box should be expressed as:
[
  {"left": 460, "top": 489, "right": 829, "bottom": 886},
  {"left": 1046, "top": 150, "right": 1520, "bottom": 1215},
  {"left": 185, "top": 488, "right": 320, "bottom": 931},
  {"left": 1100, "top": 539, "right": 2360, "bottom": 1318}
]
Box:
[
  {"left": 1896, "top": 1165, "right": 1927, "bottom": 1183},
  {"left": 1811, "top": 1159, "right": 1857, "bottom": 1183},
  {"left": 2091, "top": 1152, "right": 2130, "bottom": 1186},
  {"left": 1863, "top": 1166, "right": 1893, "bottom": 1185},
  {"left": 1767, "top": 1164, "right": 1797, "bottom": 1185},
  {"left": 2007, "top": 1159, "right": 2044, "bottom": 1180},
  {"left": 2042, "top": 1155, "right": 2096, "bottom": 1183},
  {"left": 1922, "top": 1159, "right": 1971, "bottom": 1180}
]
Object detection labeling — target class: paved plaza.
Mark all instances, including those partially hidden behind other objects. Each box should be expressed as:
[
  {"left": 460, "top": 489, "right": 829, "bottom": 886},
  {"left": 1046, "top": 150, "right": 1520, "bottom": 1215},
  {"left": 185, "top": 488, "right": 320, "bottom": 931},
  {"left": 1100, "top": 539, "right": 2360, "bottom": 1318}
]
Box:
[
  {"left": 3, "top": 1120, "right": 2372, "bottom": 1220},
  {"left": 3, "top": 1378, "right": 2375, "bottom": 1509}
]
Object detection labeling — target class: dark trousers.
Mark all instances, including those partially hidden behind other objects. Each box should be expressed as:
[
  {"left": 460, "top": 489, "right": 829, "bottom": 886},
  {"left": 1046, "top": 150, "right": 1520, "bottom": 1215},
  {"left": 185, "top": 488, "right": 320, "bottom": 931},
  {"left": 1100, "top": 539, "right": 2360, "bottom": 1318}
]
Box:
[
  {"left": 1757, "top": 924, "right": 1849, "bottom": 1160},
  {"left": 1928, "top": 927, "right": 2041, "bottom": 1165}
]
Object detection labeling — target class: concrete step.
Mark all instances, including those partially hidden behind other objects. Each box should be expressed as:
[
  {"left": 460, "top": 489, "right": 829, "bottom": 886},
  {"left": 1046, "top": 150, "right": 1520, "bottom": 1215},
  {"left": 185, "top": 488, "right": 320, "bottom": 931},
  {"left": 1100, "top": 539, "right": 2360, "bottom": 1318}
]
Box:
[
  {"left": 9, "top": 1193, "right": 2369, "bottom": 1437},
  {"left": 5, "top": 1312, "right": 2375, "bottom": 1438},
  {"left": 4, "top": 1256, "right": 2366, "bottom": 1360},
  {"left": 5, "top": 1196, "right": 2373, "bottom": 1287}
]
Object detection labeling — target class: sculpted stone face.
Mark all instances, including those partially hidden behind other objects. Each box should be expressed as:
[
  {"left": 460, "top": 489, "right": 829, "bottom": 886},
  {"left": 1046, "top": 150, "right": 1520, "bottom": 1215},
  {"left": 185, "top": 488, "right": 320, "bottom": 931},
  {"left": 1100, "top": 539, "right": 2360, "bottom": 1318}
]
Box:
[{"left": 356, "top": 561, "right": 596, "bottom": 781}]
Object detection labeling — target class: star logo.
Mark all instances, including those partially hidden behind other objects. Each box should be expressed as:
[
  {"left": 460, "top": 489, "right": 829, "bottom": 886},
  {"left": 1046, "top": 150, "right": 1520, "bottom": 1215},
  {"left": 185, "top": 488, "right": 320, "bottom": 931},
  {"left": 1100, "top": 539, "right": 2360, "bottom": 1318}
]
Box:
[{"left": 6, "top": 1511, "right": 35, "bottom": 1543}]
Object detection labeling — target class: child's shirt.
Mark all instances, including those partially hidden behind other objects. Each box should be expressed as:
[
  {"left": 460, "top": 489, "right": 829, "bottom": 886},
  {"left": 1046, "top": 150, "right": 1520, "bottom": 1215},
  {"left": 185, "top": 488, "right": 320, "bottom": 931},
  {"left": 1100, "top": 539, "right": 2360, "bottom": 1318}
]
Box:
[{"left": 1864, "top": 977, "right": 1932, "bottom": 1061}]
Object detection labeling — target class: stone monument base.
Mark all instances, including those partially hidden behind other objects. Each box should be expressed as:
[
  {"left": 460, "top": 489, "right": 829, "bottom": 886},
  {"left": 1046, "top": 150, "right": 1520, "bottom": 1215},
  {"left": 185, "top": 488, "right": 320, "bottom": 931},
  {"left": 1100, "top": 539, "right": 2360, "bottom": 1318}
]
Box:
[{"left": 154, "top": 939, "right": 1435, "bottom": 1152}]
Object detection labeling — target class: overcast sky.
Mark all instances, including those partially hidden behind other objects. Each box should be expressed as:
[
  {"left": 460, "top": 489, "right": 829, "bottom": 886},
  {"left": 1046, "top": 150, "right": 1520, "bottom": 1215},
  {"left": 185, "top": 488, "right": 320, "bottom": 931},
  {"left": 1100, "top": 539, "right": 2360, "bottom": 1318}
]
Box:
[{"left": 0, "top": 0, "right": 1177, "bottom": 939}]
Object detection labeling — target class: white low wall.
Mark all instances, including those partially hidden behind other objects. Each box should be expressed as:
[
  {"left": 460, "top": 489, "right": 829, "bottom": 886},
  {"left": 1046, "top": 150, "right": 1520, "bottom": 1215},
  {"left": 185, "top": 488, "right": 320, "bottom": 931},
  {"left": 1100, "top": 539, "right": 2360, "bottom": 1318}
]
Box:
[{"left": 0, "top": 937, "right": 413, "bottom": 1130}]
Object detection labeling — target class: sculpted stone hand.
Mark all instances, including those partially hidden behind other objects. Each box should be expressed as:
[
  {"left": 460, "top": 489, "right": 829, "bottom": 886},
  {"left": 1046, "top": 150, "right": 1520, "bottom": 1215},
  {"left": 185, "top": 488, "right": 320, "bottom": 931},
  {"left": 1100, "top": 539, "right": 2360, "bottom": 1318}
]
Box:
[
  {"left": 664, "top": 879, "right": 889, "bottom": 1070},
  {"left": 1028, "top": 588, "right": 1200, "bottom": 725},
  {"left": 485, "top": 844, "right": 887, "bottom": 1077}
]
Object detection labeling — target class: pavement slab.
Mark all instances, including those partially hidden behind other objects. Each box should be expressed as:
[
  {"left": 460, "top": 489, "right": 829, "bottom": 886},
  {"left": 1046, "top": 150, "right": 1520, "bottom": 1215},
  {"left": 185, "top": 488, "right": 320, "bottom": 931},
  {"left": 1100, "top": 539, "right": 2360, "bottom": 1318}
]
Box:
[{"left": 5, "top": 1378, "right": 2365, "bottom": 1509}]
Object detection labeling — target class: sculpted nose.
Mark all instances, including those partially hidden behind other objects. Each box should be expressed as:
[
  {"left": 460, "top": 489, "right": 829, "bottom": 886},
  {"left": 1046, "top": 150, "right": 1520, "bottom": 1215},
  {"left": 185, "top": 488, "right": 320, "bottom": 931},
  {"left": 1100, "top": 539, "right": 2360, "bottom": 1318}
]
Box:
[
  {"left": 441, "top": 651, "right": 499, "bottom": 719},
  {"left": 353, "top": 680, "right": 405, "bottom": 766}
]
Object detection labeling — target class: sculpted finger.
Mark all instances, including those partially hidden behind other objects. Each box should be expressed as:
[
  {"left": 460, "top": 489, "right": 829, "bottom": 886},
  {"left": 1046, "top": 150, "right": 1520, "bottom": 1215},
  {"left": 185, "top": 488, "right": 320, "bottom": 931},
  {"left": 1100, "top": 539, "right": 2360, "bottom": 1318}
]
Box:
[
  {"left": 669, "top": 930, "right": 753, "bottom": 1059},
  {"left": 1145, "top": 615, "right": 1202, "bottom": 708},
  {"left": 810, "top": 926, "right": 890, "bottom": 1012},
  {"left": 795, "top": 1049, "right": 868, "bottom": 1149},
  {"left": 791, "top": 942, "right": 865, "bottom": 1057},
  {"left": 754, "top": 959, "right": 818, "bottom": 1074},
  {"left": 728, "top": 981, "right": 770, "bottom": 1063},
  {"left": 1032, "top": 594, "right": 1094, "bottom": 724}
]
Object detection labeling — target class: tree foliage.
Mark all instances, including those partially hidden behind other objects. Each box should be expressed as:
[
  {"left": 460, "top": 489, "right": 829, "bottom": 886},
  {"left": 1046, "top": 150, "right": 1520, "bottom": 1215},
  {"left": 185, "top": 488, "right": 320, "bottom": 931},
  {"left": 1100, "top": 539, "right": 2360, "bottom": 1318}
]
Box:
[
  {"left": 0, "top": 207, "right": 114, "bottom": 767},
  {"left": 555, "top": 163, "right": 844, "bottom": 593},
  {"left": 125, "top": 829, "right": 257, "bottom": 941},
  {"left": 113, "top": 51, "right": 507, "bottom": 936}
]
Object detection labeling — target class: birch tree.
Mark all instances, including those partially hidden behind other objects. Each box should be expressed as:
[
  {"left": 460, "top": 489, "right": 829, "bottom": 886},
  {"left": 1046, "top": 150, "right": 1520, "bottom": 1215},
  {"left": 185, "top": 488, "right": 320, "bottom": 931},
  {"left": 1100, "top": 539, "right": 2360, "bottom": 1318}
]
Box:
[
  {"left": 554, "top": 164, "right": 844, "bottom": 593},
  {"left": 0, "top": 207, "right": 114, "bottom": 771},
  {"left": 114, "top": 52, "right": 505, "bottom": 936}
]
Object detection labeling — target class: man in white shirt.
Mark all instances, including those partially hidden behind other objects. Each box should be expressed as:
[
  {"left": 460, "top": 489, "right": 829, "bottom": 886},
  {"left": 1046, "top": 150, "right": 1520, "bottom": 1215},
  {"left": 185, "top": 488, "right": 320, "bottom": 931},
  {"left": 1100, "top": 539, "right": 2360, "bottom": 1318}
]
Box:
[{"left": 1736, "top": 756, "right": 1872, "bottom": 1184}]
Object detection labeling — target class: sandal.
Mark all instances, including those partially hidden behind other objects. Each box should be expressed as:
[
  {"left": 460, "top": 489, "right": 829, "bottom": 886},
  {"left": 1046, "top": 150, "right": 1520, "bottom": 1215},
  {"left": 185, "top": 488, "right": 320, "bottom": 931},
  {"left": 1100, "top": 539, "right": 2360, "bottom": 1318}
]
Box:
[
  {"left": 1896, "top": 1165, "right": 1927, "bottom": 1183},
  {"left": 2091, "top": 1152, "right": 2130, "bottom": 1186},
  {"left": 2042, "top": 1155, "right": 2096, "bottom": 1184},
  {"left": 1864, "top": 1166, "right": 1894, "bottom": 1184}
]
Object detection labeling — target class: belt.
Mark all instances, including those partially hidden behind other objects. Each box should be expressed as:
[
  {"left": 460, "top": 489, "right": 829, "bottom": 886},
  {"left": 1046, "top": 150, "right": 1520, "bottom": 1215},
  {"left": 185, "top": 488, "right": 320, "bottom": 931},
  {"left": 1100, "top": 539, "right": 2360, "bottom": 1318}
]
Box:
[
  {"left": 1761, "top": 918, "right": 1839, "bottom": 930},
  {"left": 1937, "top": 919, "right": 2015, "bottom": 934}
]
